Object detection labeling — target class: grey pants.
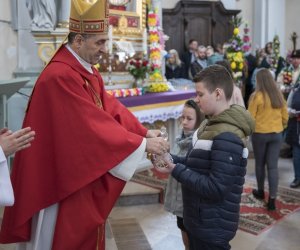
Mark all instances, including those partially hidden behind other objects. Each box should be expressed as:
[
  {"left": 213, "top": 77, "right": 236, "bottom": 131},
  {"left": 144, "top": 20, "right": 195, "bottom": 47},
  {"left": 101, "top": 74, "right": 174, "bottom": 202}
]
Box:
[{"left": 252, "top": 132, "right": 283, "bottom": 198}]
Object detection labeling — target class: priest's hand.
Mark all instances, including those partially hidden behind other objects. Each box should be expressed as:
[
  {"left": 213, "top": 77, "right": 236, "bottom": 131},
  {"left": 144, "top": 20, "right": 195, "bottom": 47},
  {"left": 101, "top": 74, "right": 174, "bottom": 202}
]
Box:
[
  {"left": 146, "top": 137, "right": 169, "bottom": 156},
  {"left": 146, "top": 129, "right": 161, "bottom": 138},
  {"left": 0, "top": 127, "right": 35, "bottom": 157}
]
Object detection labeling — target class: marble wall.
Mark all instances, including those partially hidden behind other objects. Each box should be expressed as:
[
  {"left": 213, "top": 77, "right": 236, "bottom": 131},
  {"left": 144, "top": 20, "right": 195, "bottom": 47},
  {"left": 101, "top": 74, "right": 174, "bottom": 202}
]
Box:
[
  {"left": 0, "top": 0, "right": 17, "bottom": 81},
  {"left": 285, "top": 0, "right": 300, "bottom": 53}
]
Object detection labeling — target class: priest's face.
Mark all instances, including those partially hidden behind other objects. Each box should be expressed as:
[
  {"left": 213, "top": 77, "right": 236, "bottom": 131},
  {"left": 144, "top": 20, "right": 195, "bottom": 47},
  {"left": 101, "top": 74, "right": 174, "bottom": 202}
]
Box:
[{"left": 77, "top": 34, "right": 108, "bottom": 65}]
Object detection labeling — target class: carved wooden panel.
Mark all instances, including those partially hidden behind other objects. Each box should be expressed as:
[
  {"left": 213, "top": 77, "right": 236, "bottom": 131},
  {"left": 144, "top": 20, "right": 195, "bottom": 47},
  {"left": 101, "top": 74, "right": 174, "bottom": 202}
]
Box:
[{"left": 163, "top": 0, "right": 240, "bottom": 57}]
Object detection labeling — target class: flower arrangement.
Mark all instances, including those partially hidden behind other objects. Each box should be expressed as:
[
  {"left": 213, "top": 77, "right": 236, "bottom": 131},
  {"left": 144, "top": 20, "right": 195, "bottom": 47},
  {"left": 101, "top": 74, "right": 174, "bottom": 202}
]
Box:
[
  {"left": 106, "top": 87, "right": 143, "bottom": 98},
  {"left": 226, "top": 16, "right": 245, "bottom": 84},
  {"left": 282, "top": 68, "right": 293, "bottom": 86},
  {"left": 127, "top": 58, "right": 150, "bottom": 80},
  {"left": 271, "top": 35, "right": 280, "bottom": 71},
  {"left": 146, "top": 83, "right": 169, "bottom": 93},
  {"left": 146, "top": 2, "right": 169, "bottom": 92},
  {"left": 242, "top": 22, "right": 251, "bottom": 52},
  {"left": 147, "top": 2, "right": 164, "bottom": 81}
]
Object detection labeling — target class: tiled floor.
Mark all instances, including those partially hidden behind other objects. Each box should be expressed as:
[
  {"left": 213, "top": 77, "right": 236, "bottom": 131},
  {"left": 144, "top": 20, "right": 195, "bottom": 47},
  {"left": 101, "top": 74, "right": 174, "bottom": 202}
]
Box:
[{"left": 1, "top": 156, "right": 299, "bottom": 250}]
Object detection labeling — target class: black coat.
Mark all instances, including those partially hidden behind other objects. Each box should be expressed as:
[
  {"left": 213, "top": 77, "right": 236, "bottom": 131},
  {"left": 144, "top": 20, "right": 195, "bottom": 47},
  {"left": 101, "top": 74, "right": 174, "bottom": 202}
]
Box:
[
  {"left": 286, "top": 85, "right": 300, "bottom": 146},
  {"left": 165, "top": 63, "right": 186, "bottom": 80},
  {"left": 172, "top": 132, "right": 247, "bottom": 246},
  {"left": 181, "top": 51, "right": 195, "bottom": 78},
  {"left": 191, "top": 60, "right": 204, "bottom": 78}
]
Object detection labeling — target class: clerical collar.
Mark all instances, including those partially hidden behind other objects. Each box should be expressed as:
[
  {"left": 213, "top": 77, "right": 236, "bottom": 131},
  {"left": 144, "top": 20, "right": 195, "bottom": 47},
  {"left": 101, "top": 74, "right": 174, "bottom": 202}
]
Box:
[{"left": 66, "top": 44, "right": 93, "bottom": 74}]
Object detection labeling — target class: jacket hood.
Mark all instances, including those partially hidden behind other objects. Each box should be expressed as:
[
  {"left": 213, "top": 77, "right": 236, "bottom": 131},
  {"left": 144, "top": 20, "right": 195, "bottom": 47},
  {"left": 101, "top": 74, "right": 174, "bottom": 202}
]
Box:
[{"left": 208, "top": 104, "right": 255, "bottom": 137}]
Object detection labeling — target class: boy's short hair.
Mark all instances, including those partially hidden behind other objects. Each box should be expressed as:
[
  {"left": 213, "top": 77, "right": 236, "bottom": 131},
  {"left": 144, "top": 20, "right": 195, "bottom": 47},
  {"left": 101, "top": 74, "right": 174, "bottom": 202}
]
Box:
[{"left": 193, "top": 65, "right": 234, "bottom": 101}]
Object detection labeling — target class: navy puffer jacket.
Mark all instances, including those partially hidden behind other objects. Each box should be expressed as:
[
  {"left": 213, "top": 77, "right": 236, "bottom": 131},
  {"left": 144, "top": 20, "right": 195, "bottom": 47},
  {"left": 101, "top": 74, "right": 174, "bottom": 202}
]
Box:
[{"left": 172, "top": 132, "right": 247, "bottom": 246}]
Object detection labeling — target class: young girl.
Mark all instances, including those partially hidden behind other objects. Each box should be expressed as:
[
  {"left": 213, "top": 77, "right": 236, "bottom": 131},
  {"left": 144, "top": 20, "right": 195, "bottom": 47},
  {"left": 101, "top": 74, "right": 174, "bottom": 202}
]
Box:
[
  {"left": 248, "top": 68, "right": 288, "bottom": 210},
  {"left": 164, "top": 99, "right": 204, "bottom": 250}
]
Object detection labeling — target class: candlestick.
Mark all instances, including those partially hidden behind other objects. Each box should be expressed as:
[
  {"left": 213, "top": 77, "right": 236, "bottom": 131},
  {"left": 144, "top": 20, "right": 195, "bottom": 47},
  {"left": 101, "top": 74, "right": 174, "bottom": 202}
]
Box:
[
  {"left": 108, "top": 25, "right": 113, "bottom": 55},
  {"left": 142, "top": 28, "right": 148, "bottom": 57}
]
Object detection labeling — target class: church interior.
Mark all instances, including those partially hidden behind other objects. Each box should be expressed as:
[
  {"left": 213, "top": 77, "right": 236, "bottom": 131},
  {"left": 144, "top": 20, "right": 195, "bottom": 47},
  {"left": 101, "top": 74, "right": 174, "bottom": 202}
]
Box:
[{"left": 0, "top": 0, "right": 300, "bottom": 249}]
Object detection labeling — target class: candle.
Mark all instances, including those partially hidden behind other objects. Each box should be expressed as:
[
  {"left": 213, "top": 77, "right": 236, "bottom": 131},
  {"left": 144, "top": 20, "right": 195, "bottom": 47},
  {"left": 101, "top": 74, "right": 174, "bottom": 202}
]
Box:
[
  {"left": 143, "top": 28, "right": 148, "bottom": 56},
  {"left": 108, "top": 25, "right": 113, "bottom": 54}
]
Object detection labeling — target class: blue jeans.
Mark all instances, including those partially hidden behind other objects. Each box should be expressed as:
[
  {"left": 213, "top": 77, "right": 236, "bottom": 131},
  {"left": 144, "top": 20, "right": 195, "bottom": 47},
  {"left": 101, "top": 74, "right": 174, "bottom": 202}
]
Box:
[{"left": 293, "top": 144, "right": 300, "bottom": 179}]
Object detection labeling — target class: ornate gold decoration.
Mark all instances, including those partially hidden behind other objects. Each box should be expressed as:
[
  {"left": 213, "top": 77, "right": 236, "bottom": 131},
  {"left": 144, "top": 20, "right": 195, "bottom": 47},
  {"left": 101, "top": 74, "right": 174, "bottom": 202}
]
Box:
[
  {"left": 38, "top": 43, "right": 56, "bottom": 64},
  {"left": 70, "top": 0, "right": 109, "bottom": 34},
  {"left": 118, "top": 15, "right": 128, "bottom": 33},
  {"left": 110, "top": 0, "right": 146, "bottom": 37}
]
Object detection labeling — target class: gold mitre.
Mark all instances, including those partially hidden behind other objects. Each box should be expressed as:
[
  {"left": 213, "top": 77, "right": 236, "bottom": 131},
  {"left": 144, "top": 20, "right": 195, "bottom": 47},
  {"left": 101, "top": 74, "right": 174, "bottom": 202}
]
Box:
[{"left": 69, "top": 0, "right": 109, "bottom": 34}]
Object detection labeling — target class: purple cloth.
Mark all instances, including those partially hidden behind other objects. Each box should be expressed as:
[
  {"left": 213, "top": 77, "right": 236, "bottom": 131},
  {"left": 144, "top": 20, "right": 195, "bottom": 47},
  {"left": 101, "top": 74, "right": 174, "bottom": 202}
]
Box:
[{"left": 118, "top": 90, "right": 196, "bottom": 107}]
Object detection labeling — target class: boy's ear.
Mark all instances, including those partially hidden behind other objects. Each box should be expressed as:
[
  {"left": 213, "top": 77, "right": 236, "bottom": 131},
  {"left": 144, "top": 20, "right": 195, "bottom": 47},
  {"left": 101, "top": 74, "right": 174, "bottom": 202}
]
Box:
[{"left": 215, "top": 88, "right": 223, "bottom": 100}]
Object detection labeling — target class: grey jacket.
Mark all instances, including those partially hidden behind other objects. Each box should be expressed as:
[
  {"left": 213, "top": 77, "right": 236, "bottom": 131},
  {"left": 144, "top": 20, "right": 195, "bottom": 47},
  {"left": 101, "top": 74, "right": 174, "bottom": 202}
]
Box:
[{"left": 164, "top": 131, "right": 193, "bottom": 217}]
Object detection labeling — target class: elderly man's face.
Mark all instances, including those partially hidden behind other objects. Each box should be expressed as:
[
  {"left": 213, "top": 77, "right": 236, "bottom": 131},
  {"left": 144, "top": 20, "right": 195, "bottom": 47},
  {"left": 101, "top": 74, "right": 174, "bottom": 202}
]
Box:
[{"left": 77, "top": 34, "right": 108, "bottom": 65}]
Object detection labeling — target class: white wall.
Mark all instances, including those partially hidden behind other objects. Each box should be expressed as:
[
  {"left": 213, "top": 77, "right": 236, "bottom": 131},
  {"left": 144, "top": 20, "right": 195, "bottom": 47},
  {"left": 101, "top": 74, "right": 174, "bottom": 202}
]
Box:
[
  {"left": 0, "top": 0, "right": 17, "bottom": 80},
  {"left": 267, "top": 0, "right": 285, "bottom": 55},
  {"left": 285, "top": 0, "right": 300, "bottom": 53}
]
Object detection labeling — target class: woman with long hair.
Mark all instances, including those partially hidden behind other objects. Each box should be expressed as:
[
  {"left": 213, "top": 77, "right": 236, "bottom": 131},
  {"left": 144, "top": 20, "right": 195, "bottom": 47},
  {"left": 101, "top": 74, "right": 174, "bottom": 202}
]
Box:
[
  {"left": 165, "top": 49, "right": 186, "bottom": 79},
  {"left": 248, "top": 68, "right": 288, "bottom": 210}
]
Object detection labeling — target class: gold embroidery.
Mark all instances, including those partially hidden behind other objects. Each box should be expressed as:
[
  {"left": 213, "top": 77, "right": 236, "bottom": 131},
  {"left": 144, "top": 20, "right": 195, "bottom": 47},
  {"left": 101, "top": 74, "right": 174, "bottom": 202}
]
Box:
[
  {"left": 96, "top": 224, "right": 105, "bottom": 250},
  {"left": 85, "top": 80, "right": 103, "bottom": 109}
]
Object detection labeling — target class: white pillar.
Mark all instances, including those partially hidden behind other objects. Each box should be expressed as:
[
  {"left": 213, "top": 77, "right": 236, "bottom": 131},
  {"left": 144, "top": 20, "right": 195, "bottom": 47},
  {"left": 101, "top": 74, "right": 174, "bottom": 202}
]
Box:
[
  {"left": 253, "top": 0, "right": 285, "bottom": 55},
  {"left": 56, "top": 0, "right": 71, "bottom": 28}
]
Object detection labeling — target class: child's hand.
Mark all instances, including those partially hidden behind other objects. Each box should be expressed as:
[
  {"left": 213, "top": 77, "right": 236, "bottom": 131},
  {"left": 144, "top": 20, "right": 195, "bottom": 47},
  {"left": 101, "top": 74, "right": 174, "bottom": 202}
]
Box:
[
  {"left": 163, "top": 154, "right": 176, "bottom": 171},
  {"left": 0, "top": 127, "right": 35, "bottom": 157}
]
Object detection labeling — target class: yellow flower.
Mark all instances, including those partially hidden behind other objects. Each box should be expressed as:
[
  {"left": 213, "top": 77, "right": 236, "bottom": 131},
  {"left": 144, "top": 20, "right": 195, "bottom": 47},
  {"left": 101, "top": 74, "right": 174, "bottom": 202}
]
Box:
[
  {"left": 149, "top": 34, "right": 159, "bottom": 43},
  {"left": 148, "top": 18, "right": 156, "bottom": 26},
  {"left": 231, "top": 61, "right": 237, "bottom": 70},
  {"left": 239, "top": 63, "right": 244, "bottom": 70},
  {"left": 233, "top": 28, "right": 239, "bottom": 36},
  {"left": 150, "top": 51, "right": 161, "bottom": 60}
]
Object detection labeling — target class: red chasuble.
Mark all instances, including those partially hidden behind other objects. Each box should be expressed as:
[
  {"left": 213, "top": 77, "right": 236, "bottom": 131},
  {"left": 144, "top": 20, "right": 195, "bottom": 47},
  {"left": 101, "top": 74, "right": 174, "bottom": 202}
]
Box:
[{"left": 0, "top": 46, "right": 147, "bottom": 249}]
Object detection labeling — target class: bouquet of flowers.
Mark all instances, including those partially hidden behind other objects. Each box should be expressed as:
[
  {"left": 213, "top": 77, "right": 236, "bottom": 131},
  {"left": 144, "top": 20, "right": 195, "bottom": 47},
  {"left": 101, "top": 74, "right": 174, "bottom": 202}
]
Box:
[
  {"left": 242, "top": 22, "right": 251, "bottom": 52},
  {"left": 282, "top": 68, "right": 293, "bottom": 85},
  {"left": 271, "top": 35, "right": 280, "bottom": 71},
  {"left": 127, "top": 58, "right": 150, "bottom": 80},
  {"left": 226, "top": 17, "right": 245, "bottom": 84}
]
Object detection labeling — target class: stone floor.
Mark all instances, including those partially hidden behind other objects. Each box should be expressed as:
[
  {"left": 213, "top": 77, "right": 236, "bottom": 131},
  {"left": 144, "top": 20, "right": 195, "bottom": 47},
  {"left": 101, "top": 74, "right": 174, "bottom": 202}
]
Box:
[{"left": 1, "top": 157, "right": 299, "bottom": 250}]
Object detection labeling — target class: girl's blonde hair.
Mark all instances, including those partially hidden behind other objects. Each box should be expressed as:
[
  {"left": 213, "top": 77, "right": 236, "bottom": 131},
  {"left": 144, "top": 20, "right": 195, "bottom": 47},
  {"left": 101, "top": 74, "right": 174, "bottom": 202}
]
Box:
[{"left": 253, "top": 68, "right": 285, "bottom": 108}]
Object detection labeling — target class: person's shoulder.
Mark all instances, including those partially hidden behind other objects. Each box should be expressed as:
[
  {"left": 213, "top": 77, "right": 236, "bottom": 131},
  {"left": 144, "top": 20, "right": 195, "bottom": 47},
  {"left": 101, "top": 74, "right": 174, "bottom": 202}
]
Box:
[{"left": 251, "top": 91, "right": 263, "bottom": 100}]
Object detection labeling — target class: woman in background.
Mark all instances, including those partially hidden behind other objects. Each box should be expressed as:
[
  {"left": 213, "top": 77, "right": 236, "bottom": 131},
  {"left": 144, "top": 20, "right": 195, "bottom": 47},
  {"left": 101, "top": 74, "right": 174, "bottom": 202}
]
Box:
[
  {"left": 248, "top": 68, "right": 288, "bottom": 210},
  {"left": 165, "top": 49, "right": 187, "bottom": 80}
]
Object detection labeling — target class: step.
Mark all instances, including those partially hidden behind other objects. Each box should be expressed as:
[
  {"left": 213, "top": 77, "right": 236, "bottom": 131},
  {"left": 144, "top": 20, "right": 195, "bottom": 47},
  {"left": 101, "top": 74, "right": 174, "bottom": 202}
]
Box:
[{"left": 115, "top": 181, "right": 161, "bottom": 206}]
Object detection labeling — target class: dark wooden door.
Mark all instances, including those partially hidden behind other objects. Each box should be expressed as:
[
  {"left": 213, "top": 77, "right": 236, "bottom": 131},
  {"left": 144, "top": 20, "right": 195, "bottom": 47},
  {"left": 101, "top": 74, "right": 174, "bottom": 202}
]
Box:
[{"left": 163, "top": 0, "right": 240, "bottom": 58}]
